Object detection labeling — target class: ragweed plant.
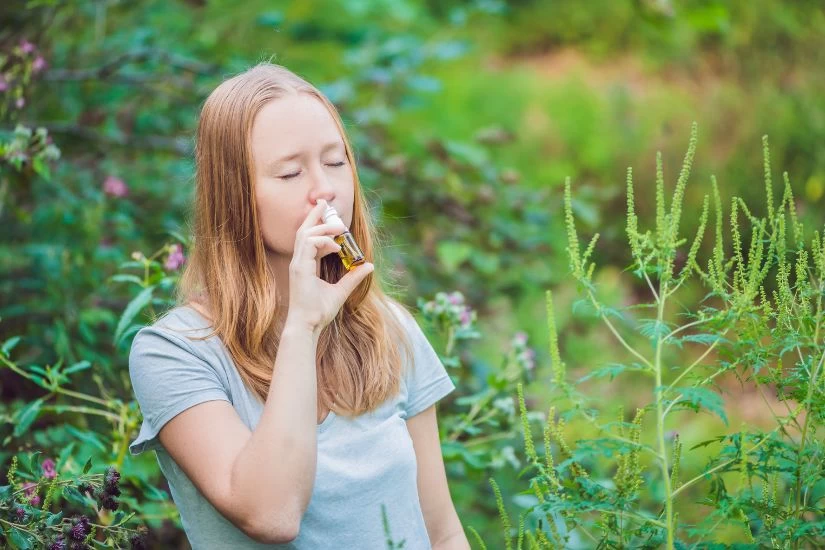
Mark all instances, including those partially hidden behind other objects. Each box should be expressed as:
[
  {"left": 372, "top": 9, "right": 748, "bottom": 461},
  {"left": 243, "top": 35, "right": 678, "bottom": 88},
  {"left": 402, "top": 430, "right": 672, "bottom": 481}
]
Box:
[{"left": 482, "top": 124, "right": 824, "bottom": 548}]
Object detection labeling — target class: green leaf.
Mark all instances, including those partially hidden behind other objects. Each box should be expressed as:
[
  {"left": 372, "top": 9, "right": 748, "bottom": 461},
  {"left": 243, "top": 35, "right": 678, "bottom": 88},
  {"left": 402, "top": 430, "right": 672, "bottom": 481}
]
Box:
[
  {"left": 441, "top": 441, "right": 487, "bottom": 469},
  {"left": 578, "top": 362, "right": 649, "bottom": 382},
  {"left": 64, "top": 360, "right": 91, "bottom": 375},
  {"left": 46, "top": 511, "right": 64, "bottom": 526},
  {"left": 113, "top": 285, "right": 155, "bottom": 346},
  {"left": 8, "top": 527, "right": 34, "bottom": 549},
  {"left": 690, "top": 436, "right": 726, "bottom": 450},
  {"left": 64, "top": 426, "right": 107, "bottom": 452},
  {"left": 13, "top": 398, "right": 44, "bottom": 437},
  {"left": 82, "top": 456, "right": 93, "bottom": 474},
  {"left": 672, "top": 386, "right": 728, "bottom": 425},
  {"left": 436, "top": 241, "right": 473, "bottom": 274},
  {"left": 108, "top": 274, "right": 144, "bottom": 286},
  {"left": 1, "top": 336, "right": 21, "bottom": 356},
  {"left": 469, "top": 252, "right": 500, "bottom": 274}
]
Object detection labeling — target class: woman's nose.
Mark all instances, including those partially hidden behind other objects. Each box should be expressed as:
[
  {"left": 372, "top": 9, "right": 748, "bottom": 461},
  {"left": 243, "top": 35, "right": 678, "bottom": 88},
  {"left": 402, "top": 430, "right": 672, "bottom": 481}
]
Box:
[{"left": 308, "top": 167, "right": 336, "bottom": 203}]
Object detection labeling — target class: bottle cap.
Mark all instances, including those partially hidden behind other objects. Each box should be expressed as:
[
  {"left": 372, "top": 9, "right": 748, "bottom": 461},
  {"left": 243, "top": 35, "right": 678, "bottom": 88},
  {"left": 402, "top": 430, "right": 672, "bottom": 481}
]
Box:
[{"left": 323, "top": 204, "right": 345, "bottom": 227}]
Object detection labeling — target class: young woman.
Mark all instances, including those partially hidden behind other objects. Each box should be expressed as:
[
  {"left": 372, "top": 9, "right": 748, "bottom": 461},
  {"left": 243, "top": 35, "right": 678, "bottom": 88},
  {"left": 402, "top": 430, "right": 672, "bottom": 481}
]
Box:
[{"left": 127, "top": 63, "right": 470, "bottom": 549}]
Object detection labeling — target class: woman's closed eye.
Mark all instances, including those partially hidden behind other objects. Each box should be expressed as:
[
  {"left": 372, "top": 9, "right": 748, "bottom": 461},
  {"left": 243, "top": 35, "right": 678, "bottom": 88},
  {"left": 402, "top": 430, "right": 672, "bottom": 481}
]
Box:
[{"left": 279, "top": 161, "right": 347, "bottom": 180}]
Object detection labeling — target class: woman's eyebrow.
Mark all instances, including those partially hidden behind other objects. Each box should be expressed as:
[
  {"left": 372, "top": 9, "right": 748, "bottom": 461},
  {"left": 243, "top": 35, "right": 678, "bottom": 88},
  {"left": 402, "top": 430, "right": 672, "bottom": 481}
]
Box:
[{"left": 272, "top": 140, "right": 345, "bottom": 164}]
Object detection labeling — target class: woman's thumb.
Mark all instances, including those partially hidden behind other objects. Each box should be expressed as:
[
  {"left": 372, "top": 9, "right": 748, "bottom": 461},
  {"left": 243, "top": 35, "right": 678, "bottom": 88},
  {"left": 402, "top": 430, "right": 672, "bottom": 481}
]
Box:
[{"left": 337, "top": 262, "right": 374, "bottom": 293}]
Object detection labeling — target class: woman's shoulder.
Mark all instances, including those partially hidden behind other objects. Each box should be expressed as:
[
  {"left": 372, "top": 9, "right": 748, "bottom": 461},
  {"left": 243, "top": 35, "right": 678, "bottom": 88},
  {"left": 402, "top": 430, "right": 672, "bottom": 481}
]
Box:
[{"left": 129, "top": 302, "right": 216, "bottom": 354}]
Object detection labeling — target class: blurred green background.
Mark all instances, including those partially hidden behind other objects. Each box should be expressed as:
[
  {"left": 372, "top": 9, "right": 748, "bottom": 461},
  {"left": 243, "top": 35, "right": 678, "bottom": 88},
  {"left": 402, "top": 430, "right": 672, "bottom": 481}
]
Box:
[{"left": 2, "top": 0, "right": 825, "bottom": 547}]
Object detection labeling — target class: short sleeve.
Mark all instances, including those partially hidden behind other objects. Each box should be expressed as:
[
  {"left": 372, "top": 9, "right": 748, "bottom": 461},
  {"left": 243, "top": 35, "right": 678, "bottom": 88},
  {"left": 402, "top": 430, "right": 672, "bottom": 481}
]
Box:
[
  {"left": 128, "top": 325, "right": 230, "bottom": 456},
  {"left": 394, "top": 304, "right": 456, "bottom": 419}
]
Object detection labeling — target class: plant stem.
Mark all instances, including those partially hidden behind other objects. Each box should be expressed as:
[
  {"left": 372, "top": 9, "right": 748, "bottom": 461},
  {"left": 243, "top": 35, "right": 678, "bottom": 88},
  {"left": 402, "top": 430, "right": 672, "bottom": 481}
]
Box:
[
  {"left": 654, "top": 281, "right": 675, "bottom": 550},
  {"left": 792, "top": 344, "right": 825, "bottom": 530}
]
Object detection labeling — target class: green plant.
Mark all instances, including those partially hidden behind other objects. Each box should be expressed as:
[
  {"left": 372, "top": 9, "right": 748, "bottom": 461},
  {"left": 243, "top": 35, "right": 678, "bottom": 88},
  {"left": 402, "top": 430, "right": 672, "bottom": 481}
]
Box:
[{"left": 483, "top": 125, "right": 824, "bottom": 548}]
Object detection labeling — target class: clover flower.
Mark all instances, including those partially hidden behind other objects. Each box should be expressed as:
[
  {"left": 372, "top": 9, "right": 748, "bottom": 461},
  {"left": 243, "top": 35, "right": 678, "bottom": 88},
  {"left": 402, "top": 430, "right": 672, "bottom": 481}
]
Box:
[
  {"left": 69, "top": 515, "right": 91, "bottom": 541},
  {"left": 102, "top": 175, "right": 129, "bottom": 198},
  {"left": 22, "top": 481, "right": 40, "bottom": 506},
  {"left": 19, "top": 40, "right": 35, "bottom": 54},
  {"left": 421, "top": 291, "right": 476, "bottom": 330},
  {"left": 510, "top": 331, "right": 536, "bottom": 372},
  {"left": 163, "top": 244, "right": 186, "bottom": 271},
  {"left": 42, "top": 457, "right": 57, "bottom": 479},
  {"left": 96, "top": 466, "right": 122, "bottom": 511},
  {"left": 32, "top": 56, "right": 47, "bottom": 73}
]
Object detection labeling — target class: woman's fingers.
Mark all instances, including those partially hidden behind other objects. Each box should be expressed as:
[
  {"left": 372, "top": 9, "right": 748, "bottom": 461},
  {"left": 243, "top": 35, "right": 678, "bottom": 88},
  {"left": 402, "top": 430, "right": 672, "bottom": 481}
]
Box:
[
  {"left": 334, "top": 261, "right": 374, "bottom": 295},
  {"left": 291, "top": 235, "right": 339, "bottom": 273}
]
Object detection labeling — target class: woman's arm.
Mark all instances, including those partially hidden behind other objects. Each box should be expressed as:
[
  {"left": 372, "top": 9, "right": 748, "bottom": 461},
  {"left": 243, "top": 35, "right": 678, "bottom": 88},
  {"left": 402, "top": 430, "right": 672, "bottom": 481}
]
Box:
[
  {"left": 407, "top": 404, "right": 471, "bottom": 549},
  {"left": 158, "top": 319, "right": 321, "bottom": 544}
]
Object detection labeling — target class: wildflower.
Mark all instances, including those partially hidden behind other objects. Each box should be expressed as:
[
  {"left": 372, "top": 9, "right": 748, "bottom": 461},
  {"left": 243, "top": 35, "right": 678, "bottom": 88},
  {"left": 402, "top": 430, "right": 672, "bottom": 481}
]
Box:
[
  {"left": 0, "top": 74, "right": 7, "bottom": 92},
  {"left": 48, "top": 537, "right": 67, "bottom": 550},
  {"left": 70, "top": 515, "right": 91, "bottom": 541},
  {"left": 511, "top": 331, "right": 536, "bottom": 371},
  {"left": 104, "top": 466, "right": 121, "bottom": 491},
  {"left": 130, "top": 251, "right": 145, "bottom": 262},
  {"left": 164, "top": 244, "right": 186, "bottom": 271},
  {"left": 97, "top": 466, "right": 121, "bottom": 511},
  {"left": 102, "top": 175, "right": 128, "bottom": 198},
  {"left": 19, "top": 40, "right": 35, "bottom": 54},
  {"left": 32, "top": 56, "right": 47, "bottom": 73},
  {"left": 23, "top": 481, "right": 40, "bottom": 506},
  {"left": 42, "top": 458, "right": 57, "bottom": 479},
  {"left": 130, "top": 530, "right": 148, "bottom": 550},
  {"left": 16, "top": 97, "right": 25, "bottom": 109},
  {"left": 14, "top": 506, "right": 26, "bottom": 522}
]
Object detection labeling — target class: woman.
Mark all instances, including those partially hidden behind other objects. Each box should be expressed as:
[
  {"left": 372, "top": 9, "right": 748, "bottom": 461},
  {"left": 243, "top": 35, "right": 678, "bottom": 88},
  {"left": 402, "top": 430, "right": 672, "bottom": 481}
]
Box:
[{"left": 127, "top": 63, "right": 470, "bottom": 549}]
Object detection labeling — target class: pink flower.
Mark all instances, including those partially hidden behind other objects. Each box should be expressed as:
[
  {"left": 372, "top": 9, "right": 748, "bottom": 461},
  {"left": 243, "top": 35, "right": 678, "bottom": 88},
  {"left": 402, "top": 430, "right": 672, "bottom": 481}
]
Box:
[
  {"left": 164, "top": 244, "right": 186, "bottom": 271},
  {"left": 447, "top": 292, "right": 463, "bottom": 305},
  {"left": 513, "top": 332, "right": 528, "bottom": 347},
  {"left": 15, "top": 97, "right": 25, "bottom": 109},
  {"left": 459, "top": 309, "right": 471, "bottom": 327},
  {"left": 41, "top": 458, "right": 57, "bottom": 479},
  {"left": 32, "top": 56, "right": 47, "bottom": 73},
  {"left": 0, "top": 75, "right": 7, "bottom": 92},
  {"left": 102, "top": 175, "right": 129, "bottom": 198},
  {"left": 19, "top": 40, "right": 35, "bottom": 54},
  {"left": 22, "top": 482, "right": 41, "bottom": 506}
]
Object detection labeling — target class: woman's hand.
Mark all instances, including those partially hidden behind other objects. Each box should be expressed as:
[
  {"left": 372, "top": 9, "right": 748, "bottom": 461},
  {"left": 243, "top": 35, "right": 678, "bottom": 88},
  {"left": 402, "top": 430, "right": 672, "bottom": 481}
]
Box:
[{"left": 286, "top": 199, "right": 373, "bottom": 334}]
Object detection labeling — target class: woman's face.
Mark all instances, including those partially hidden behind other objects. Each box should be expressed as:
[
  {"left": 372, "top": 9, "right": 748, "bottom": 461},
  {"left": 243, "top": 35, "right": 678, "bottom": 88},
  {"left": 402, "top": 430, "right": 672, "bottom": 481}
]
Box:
[{"left": 250, "top": 92, "right": 355, "bottom": 260}]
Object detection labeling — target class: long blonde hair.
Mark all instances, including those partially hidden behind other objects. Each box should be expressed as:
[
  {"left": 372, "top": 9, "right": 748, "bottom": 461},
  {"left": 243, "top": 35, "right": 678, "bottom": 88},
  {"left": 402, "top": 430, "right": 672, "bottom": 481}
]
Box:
[{"left": 173, "top": 62, "right": 413, "bottom": 416}]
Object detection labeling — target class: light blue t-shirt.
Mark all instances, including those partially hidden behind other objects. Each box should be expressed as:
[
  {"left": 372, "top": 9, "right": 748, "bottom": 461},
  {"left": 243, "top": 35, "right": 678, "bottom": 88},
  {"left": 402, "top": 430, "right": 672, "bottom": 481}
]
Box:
[{"left": 128, "top": 301, "right": 456, "bottom": 549}]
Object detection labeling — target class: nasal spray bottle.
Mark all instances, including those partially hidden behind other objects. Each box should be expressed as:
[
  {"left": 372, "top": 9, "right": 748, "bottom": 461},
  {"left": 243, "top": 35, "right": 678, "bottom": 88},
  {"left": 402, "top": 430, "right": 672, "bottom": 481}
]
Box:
[{"left": 323, "top": 205, "right": 365, "bottom": 270}]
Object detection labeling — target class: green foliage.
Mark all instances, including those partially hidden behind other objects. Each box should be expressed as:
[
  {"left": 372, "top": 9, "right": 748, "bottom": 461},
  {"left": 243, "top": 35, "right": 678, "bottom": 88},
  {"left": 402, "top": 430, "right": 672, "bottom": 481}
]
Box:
[
  {"left": 3, "top": 1, "right": 825, "bottom": 548},
  {"left": 484, "top": 127, "right": 825, "bottom": 548}
]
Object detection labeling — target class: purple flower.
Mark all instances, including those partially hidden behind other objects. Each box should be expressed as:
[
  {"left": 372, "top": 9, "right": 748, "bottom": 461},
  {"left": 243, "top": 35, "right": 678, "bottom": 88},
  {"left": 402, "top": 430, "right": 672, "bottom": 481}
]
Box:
[
  {"left": 102, "top": 175, "right": 128, "bottom": 198},
  {"left": 22, "top": 481, "right": 40, "bottom": 506},
  {"left": 447, "top": 292, "right": 464, "bottom": 305},
  {"left": 19, "top": 40, "right": 35, "bottom": 54},
  {"left": 15, "top": 97, "right": 25, "bottom": 109},
  {"left": 15, "top": 506, "right": 26, "bottom": 521},
  {"left": 48, "top": 537, "right": 67, "bottom": 550},
  {"left": 42, "top": 458, "right": 57, "bottom": 479},
  {"left": 32, "top": 56, "right": 47, "bottom": 73},
  {"left": 70, "top": 515, "right": 90, "bottom": 541},
  {"left": 0, "top": 75, "right": 7, "bottom": 92},
  {"left": 513, "top": 332, "right": 528, "bottom": 347},
  {"left": 164, "top": 244, "right": 186, "bottom": 271},
  {"left": 459, "top": 309, "right": 471, "bottom": 327}
]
